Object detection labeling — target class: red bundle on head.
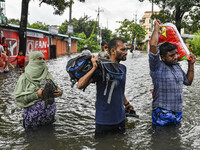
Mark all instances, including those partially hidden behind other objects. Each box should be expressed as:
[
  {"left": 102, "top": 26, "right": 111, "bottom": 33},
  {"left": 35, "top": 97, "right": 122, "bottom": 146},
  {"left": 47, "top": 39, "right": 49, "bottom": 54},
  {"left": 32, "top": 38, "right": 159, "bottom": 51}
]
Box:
[{"left": 158, "top": 23, "right": 192, "bottom": 61}]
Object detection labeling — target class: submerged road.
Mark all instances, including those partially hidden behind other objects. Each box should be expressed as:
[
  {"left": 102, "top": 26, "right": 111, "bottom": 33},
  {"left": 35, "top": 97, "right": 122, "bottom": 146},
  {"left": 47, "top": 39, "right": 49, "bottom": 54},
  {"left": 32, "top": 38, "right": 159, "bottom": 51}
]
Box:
[{"left": 0, "top": 51, "right": 200, "bottom": 150}]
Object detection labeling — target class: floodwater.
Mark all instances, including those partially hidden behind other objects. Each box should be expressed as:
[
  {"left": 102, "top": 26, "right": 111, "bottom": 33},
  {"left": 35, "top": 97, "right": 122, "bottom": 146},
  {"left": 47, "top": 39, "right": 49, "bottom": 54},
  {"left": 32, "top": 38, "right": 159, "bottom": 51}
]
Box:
[{"left": 1, "top": 51, "right": 200, "bottom": 150}]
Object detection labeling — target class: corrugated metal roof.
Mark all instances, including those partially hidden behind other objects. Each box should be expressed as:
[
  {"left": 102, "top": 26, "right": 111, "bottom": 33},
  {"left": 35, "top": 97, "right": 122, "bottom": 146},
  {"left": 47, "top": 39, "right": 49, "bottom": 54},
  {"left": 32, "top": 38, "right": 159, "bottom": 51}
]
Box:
[{"left": 7, "top": 24, "right": 82, "bottom": 40}]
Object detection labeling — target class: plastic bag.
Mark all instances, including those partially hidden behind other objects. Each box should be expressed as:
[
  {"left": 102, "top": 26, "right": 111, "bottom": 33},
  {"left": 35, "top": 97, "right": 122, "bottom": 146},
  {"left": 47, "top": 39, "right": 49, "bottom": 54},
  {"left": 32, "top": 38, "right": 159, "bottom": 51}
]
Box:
[{"left": 158, "top": 23, "right": 192, "bottom": 61}]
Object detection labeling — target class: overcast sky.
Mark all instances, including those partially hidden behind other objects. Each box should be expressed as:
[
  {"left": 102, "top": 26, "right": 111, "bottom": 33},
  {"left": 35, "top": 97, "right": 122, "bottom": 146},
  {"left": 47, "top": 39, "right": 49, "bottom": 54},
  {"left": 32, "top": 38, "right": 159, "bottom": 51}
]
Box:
[{"left": 5, "top": 0, "right": 160, "bottom": 32}]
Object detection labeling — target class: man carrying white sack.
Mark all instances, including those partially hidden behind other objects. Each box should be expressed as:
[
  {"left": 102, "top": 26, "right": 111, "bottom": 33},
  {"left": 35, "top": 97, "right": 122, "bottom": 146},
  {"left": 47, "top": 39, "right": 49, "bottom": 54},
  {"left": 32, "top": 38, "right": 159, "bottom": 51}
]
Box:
[{"left": 149, "top": 20, "right": 196, "bottom": 126}]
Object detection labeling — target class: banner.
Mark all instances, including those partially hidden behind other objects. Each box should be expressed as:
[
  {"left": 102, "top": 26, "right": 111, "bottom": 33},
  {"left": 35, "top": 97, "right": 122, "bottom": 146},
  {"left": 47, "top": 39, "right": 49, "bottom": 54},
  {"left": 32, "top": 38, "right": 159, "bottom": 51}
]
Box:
[{"left": 1, "top": 29, "right": 49, "bottom": 60}]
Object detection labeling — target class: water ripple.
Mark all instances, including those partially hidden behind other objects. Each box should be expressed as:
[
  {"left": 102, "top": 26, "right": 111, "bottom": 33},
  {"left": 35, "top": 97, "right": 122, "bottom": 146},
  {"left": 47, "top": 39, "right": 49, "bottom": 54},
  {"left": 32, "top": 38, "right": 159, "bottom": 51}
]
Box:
[{"left": 0, "top": 51, "right": 200, "bottom": 149}]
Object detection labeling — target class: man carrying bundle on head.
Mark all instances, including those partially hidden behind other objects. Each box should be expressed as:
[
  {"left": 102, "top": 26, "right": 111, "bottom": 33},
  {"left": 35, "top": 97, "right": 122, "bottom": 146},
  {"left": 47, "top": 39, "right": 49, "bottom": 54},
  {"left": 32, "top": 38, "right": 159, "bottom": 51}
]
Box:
[{"left": 149, "top": 20, "right": 196, "bottom": 126}]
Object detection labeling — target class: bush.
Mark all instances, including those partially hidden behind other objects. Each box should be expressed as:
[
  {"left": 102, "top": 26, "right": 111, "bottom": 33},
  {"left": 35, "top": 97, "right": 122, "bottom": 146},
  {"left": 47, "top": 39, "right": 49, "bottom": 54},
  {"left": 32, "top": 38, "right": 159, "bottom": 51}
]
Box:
[
  {"left": 75, "top": 32, "right": 101, "bottom": 53},
  {"left": 186, "top": 30, "right": 200, "bottom": 57},
  {"left": 142, "top": 42, "right": 147, "bottom": 52}
]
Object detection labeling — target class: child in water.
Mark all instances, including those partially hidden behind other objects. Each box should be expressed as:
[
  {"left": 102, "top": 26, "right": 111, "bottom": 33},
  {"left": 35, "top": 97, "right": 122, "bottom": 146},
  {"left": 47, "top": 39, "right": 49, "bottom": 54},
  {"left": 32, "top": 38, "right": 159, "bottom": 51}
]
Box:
[{"left": 10, "top": 51, "right": 25, "bottom": 68}]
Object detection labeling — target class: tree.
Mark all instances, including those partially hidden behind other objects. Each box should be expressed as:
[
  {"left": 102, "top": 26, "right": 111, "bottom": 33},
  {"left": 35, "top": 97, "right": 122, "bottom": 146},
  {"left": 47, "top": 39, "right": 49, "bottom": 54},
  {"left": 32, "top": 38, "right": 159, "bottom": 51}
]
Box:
[
  {"left": 19, "top": 0, "right": 85, "bottom": 56},
  {"left": 101, "top": 27, "right": 113, "bottom": 45},
  {"left": 72, "top": 32, "right": 87, "bottom": 52},
  {"left": 186, "top": 30, "right": 200, "bottom": 56},
  {"left": 139, "top": 0, "right": 200, "bottom": 33},
  {"left": 7, "top": 18, "right": 20, "bottom": 25},
  {"left": 183, "top": 8, "right": 200, "bottom": 33},
  {"left": 116, "top": 19, "right": 146, "bottom": 51},
  {"left": 58, "top": 15, "right": 113, "bottom": 52},
  {"left": 27, "top": 21, "right": 49, "bottom": 31},
  {"left": 58, "top": 15, "right": 98, "bottom": 38}
]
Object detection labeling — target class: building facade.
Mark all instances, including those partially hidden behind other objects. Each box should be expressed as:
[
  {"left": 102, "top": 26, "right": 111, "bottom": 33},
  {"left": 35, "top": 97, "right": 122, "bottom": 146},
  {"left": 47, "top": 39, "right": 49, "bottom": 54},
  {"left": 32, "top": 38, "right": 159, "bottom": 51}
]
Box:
[
  {"left": 142, "top": 11, "right": 160, "bottom": 41},
  {"left": 0, "top": 24, "right": 81, "bottom": 62}
]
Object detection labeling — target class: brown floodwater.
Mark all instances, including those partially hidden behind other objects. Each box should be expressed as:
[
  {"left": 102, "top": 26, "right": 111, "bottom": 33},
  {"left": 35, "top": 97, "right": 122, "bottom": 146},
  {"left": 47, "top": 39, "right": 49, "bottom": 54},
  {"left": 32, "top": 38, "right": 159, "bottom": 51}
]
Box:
[{"left": 0, "top": 51, "right": 200, "bottom": 150}]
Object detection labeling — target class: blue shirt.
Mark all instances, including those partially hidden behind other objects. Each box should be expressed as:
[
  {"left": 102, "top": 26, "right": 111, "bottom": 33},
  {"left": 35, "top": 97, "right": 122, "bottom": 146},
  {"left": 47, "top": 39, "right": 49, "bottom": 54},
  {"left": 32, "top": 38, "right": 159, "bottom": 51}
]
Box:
[
  {"left": 95, "top": 64, "right": 126, "bottom": 125},
  {"left": 149, "top": 50, "right": 189, "bottom": 112}
]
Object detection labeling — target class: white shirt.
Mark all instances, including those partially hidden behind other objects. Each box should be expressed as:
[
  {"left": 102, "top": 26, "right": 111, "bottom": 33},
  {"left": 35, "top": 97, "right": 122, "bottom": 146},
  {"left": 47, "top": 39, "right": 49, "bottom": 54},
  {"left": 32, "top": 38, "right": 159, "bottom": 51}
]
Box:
[
  {"left": 98, "top": 50, "right": 109, "bottom": 58},
  {"left": 82, "top": 49, "right": 91, "bottom": 55}
]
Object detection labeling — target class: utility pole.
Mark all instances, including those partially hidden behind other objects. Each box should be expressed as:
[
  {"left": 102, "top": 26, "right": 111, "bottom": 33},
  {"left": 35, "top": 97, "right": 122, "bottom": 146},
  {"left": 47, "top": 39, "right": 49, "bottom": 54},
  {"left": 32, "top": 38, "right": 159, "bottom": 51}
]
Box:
[
  {"left": 19, "top": 0, "right": 29, "bottom": 56},
  {"left": 151, "top": 0, "right": 154, "bottom": 33},
  {"left": 96, "top": 7, "right": 104, "bottom": 46},
  {"left": 134, "top": 13, "right": 137, "bottom": 23},
  {"left": 107, "top": 19, "right": 108, "bottom": 29},
  {"left": 134, "top": 13, "right": 137, "bottom": 51},
  {"left": 67, "top": 0, "right": 73, "bottom": 56}
]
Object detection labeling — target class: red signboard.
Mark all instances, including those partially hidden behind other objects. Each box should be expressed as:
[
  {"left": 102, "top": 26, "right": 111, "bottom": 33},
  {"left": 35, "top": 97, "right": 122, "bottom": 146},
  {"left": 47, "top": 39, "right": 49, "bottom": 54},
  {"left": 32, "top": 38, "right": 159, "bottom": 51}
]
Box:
[
  {"left": 1, "top": 29, "right": 49, "bottom": 61},
  {"left": 26, "top": 37, "right": 49, "bottom": 59}
]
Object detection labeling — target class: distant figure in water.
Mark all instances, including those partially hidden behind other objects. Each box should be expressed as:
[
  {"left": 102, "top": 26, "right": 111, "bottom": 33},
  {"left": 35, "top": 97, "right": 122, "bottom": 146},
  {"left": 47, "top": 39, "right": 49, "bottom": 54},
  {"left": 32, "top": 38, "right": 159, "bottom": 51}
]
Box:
[
  {"left": 98, "top": 44, "right": 109, "bottom": 59},
  {"left": 14, "top": 51, "right": 62, "bottom": 129},
  {"left": 0, "top": 45, "right": 9, "bottom": 73},
  {"left": 10, "top": 51, "right": 25, "bottom": 68},
  {"left": 81, "top": 45, "right": 91, "bottom": 56}
]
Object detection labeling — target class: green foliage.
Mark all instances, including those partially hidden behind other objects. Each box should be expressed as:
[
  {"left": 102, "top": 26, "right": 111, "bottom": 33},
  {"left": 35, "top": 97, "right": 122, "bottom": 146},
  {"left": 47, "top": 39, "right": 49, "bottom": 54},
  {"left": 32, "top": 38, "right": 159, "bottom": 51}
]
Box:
[
  {"left": 101, "top": 27, "right": 112, "bottom": 45},
  {"left": 186, "top": 30, "right": 200, "bottom": 56},
  {"left": 58, "top": 15, "right": 112, "bottom": 53},
  {"left": 74, "top": 32, "right": 100, "bottom": 53},
  {"left": 87, "top": 34, "right": 101, "bottom": 52},
  {"left": 58, "top": 21, "right": 68, "bottom": 34},
  {"left": 116, "top": 19, "right": 146, "bottom": 49},
  {"left": 7, "top": 18, "right": 20, "bottom": 25},
  {"left": 183, "top": 8, "right": 200, "bottom": 34},
  {"left": 142, "top": 42, "right": 147, "bottom": 52},
  {"left": 58, "top": 15, "right": 98, "bottom": 38},
  {"left": 73, "top": 32, "right": 87, "bottom": 52},
  {"left": 27, "top": 21, "right": 49, "bottom": 31},
  {"left": 139, "top": 0, "right": 200, "bottom": 33},
  {"left": 39, "top": 0, "right": 85, "bottom": 15},
  {"left": 151, "top": 10, "right": 175, "bottom": 24}
]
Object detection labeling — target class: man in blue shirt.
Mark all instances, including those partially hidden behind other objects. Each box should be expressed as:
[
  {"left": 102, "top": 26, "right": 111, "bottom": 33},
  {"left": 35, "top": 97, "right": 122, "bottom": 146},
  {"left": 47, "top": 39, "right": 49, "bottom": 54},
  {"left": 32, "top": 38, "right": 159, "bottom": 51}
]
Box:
[
  {"left": 149, "top": 20, "right": 196, "bottom": 126},
  {"left": 78, "top": 38, "right": 134, "bottom": 137}
]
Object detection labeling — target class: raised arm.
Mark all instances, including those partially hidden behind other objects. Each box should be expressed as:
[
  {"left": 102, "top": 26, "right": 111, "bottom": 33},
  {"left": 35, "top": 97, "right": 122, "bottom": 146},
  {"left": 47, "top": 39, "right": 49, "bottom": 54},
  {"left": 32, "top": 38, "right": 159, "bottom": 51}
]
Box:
[
  {"left": 77, "top": 55, "right": 98, "bottom": 89},
  {"left": 150, "top": 20, "right": 162, "bottom": 54},
  {"left": 186, "top": 53, "right": 196, "bottom": 85}
]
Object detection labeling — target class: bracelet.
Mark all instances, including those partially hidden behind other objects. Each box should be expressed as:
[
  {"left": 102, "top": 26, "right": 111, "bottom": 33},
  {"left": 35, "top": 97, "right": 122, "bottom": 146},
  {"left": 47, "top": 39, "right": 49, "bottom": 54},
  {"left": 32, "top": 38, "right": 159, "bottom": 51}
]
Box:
[{"left": 124, "top": 102, "right": 130, "bottom": 106}]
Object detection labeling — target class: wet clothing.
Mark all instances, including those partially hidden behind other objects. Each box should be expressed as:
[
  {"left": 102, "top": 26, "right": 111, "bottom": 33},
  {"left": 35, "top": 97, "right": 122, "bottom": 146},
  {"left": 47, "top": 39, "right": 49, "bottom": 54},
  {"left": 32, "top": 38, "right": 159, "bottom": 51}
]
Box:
[
  {"left": 149, "top": 50, "right": 189, "bottom": 112},
  {"left": 0, "top": 52, "right": 8, "bottom": 72},
  {"left": 16, "top": 55, "right": 25, "bottom": 67},
  {"left": 23, "top": 101, "right": 56, "bottom": 128},
  {"left": 14, "top": 51, "right": 59, "bottom": 128},
  {"left": 152, "top": 107, "right": 182, "bottom": 126},
  {"left": 95, "top": 64, "right": 126, "bottom": 125},
  {"left": 95, "top": 120, "right": 126, "bottom": 137},
  {"left": 14, "top": 72, "right": 56, "bottom": 108},
  {"left": 14, "top": 52, "right": 57, "bottom": 108},
  {"left": 81, "top": 49, "right": 91, "bottom": 56}
]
